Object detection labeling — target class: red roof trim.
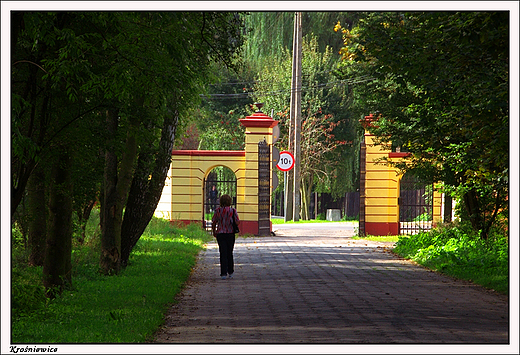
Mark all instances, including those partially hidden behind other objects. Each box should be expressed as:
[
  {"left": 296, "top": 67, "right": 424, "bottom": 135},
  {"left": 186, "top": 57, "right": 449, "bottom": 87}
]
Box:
[
  {"left": 239, "top": 118, "right": 279, "bottom": 128},
  {"left": 172, "top": 150, "right": 246, "bottom": 157},
  {"left": 388, "top": 152, "right": 411, "bottom": 158}
]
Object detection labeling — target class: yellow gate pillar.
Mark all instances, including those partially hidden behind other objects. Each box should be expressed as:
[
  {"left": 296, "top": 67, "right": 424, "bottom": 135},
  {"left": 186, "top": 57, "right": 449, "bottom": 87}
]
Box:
[
  {"left": 239, "top": 107, "right": 278, "bottom": 236},
  {"left": 360, "top": 114, "right": 442, "bottom": 235}
]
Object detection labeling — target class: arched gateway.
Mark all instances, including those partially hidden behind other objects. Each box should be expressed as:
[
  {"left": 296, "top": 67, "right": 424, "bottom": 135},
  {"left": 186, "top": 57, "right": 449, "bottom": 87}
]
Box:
[{"left": 154, "top": 108, "right": 278, "bottom": 236}]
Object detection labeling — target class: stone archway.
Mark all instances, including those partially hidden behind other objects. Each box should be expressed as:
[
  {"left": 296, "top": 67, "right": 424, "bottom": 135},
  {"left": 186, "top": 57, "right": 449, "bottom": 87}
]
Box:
[{"left": 154, "top": 108, "right": 279, "bottom": 236}]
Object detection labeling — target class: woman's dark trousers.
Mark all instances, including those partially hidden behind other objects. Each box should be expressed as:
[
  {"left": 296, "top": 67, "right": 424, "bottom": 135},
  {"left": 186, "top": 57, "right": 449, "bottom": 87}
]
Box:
[{"left": 216, "top": 233, "right": 235, "bottom": 276}]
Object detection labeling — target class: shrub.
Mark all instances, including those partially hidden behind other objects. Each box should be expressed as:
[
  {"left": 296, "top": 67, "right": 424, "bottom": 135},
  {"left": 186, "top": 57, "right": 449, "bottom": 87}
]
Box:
[{"left": 393, "top": 223, "right": 508, "bottom": 294}]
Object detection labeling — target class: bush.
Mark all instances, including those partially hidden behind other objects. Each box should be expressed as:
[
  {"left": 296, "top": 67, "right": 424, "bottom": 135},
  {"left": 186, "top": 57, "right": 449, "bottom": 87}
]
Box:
[
  {"left": 11, "top": 265, "right": 48, "bottom": 319},
  {"left": 393, "top": 223, "right": 508, "bottom": 294},
  {"left": 316, "top": 212, "right": 326, "bottom": 220}
]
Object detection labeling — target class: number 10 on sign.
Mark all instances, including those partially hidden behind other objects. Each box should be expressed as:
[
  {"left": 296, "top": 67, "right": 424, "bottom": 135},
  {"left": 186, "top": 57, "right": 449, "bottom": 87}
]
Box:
[{"left": 276, "top": 151, "right": 295, "bottom": 171}]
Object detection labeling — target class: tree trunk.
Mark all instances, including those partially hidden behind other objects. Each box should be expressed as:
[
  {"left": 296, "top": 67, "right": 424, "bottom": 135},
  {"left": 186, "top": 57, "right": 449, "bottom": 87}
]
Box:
[
  {"left": 27, "top": 163, "right": 47, "bottom": 266},
  {"left": 462, "top": 188, "right": 486, "bottom": 238},
  {"left": 305, "top": 176, "right": 313, "bottom": 220},
  {"left": 43, "top": 144, "right": 73, "bottom": 298},
  {"left": 443, "top": 194, "right": 452, "bottom": 224},
  {"left": 11, "top": 83, "right": 50, "bottom": 220},
  {"left": 300, "top": 175, "right": 313, "bottom": 220},
  {"left": 100, "top": 108, "right": 121, "bottom": 275},
  {"left": 120, "top": 110, "right": 179, "bottom": 267},
  {"left": 99, "top": 106, "right": 139, "bottom": 274},
  {"left": 480, "top": 190, "right": 502, "bottom": 240}
]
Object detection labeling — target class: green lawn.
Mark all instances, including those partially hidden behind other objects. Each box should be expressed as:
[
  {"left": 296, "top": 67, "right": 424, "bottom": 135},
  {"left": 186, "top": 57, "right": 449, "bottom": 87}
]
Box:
[{"left": 11, "top": 217, "right": 211, "bottom": 343}]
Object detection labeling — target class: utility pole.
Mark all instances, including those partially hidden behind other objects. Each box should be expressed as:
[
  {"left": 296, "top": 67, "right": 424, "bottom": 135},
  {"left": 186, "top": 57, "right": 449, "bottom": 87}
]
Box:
[
  {"left": 285, "top": 11, "right": 298, "bottom": 222},
  {"left": 292, "top": 12, "right": 302, "bottom": 222}
]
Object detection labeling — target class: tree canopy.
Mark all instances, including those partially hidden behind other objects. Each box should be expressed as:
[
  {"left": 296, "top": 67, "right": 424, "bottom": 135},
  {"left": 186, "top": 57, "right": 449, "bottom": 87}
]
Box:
[
  {"left": 11, "top": 11, "right": 246, "bottom": 288},
  {"left": 335, "top": 11, "right": 509, "bottom": 238}
]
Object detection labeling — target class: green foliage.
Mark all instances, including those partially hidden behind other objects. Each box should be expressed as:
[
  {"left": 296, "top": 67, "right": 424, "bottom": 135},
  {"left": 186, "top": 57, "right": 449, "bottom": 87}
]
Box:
[
  {"left": 393, "top": 224, "right": 508, "bottom": 294},
  {"left": 413, "top": 212, "right": 431, "bottom": 222},
  {"left": 243, "top": 12, "right": 354, "bottom": 71},
  {"left": 341, "top": 214, "right": 358, "bottom": 222},
  {"left": 335, "top": 12, "right": 509, "bottom": 237},
  {"left": 195, "top": 106, "right": 247, "bottom": 150},
  {"left": 11, "top": 265, "right": 48, "bottom": 320},
  {"left": 254, "top": 34, "right": 362, "bottom": 199},
  {"left": 190, "top": 61, "right": 254, "bottom": 151},
  {"left": 11, "top": 216, "right": 210, "bottom": 343},
  {"left": 352, "top": 234, "right": 399, "bottom": 243}
]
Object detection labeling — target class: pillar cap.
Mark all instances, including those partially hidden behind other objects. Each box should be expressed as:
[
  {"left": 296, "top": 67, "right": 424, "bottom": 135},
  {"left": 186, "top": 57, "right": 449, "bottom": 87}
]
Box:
[
  {"left": 240, "top": 111, "right": 278, "bottom": 129},
  {"left": 360, "top": 113, "right": 379, "bottom": 129}
]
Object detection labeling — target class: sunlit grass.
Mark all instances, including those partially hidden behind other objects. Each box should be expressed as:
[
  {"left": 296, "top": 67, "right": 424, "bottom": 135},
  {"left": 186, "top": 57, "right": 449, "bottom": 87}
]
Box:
[
  {"left": 352, "top": 235, "right": 400, "bottom": 243},
  {"left": 392, "top": 225, "right": 508, "bottom": 294},
  {"left": 11, "top": 215, "right": 211, "bottom": 343}
]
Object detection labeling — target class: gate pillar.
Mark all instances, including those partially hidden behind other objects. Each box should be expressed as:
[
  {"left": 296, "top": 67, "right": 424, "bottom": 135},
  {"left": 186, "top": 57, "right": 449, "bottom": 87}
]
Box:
[
  {"left": 364, "top": 134, "right": 400, "bottom": 235},
  {"left": 359, "top": 114, "right": 442, "bottom": 236},
  {"left": 239, "top": 106, "right": 278, "bottom": 236}
]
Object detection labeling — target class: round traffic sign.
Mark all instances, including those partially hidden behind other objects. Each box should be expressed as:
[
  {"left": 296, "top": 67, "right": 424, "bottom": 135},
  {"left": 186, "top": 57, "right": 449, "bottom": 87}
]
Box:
[{"left": 276, "top": 151, "right": 295, "bottom": 171}]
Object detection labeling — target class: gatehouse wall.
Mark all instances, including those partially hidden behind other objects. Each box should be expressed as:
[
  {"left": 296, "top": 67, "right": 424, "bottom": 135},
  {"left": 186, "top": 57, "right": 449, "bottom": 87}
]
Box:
[
  {"left": 154, "top": 110, "right": 278, "bottom": 236},
  {"left": 361, "top": 115, "right": 442, "bottom": 236}
]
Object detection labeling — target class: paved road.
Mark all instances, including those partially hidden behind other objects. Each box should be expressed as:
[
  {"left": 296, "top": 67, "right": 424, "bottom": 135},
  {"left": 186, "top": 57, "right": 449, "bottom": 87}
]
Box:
[
  {"left": 153, "top": 224, "right": 509, "bottom": 347},
  {"left": 272, "top": 221, "right": 358, "bottom": 237}
]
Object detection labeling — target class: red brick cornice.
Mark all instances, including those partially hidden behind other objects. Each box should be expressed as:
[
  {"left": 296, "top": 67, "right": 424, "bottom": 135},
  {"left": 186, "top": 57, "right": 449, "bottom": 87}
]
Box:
[
  {"left": 388, "top": 152, "right": 411, "bottom": 158},
  {"left": 240, "top": 111, "right": 278, "bottom": 129},
  {"left": 172, "top": 150, "right": 245, "bottom": 156}
]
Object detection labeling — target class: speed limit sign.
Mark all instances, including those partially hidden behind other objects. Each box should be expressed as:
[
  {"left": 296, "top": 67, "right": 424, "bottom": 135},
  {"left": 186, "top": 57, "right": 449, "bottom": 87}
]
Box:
[{"left": 276, "top": 151, "right": 295, "bottom": 171}]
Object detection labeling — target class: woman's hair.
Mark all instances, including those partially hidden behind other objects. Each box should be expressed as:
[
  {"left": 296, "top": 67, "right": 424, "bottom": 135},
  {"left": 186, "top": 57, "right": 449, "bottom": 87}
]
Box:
[{"left": 219, "top": 194, "right": 232, "bottom": 207}]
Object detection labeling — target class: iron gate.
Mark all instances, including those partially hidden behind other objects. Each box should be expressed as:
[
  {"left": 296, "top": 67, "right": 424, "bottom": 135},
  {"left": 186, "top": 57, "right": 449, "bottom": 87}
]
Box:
[
  {"left": 258, "top": 140, "right": 271, "bottom": 236},
  {"left": 399, "top": 174, "right": 433, "bottom": 235},
  {"left": 203, "top": 166, "right": 237, "bottom": 232}
]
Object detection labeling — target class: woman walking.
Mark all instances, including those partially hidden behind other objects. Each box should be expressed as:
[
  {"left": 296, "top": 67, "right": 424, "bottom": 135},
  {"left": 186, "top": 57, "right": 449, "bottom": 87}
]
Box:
[{"left": 211, "top": 194, "right": 240, "bottom": 280}]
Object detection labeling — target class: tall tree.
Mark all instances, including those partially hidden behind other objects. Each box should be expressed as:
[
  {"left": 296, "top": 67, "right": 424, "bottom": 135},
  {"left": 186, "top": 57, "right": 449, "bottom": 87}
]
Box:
[
  {"left": 243, "top": 12, "right": 353, "bottom": 71},
  {"left": 26, "top": 164, "right": 47, "bottom": 266},
  {"left": 336, "top": 12, "right": 509, "bottom": 238},
  {"left": 253, "top": 34, "right": 360, "bottom": 219},
  {"left": 43, "top": 142, "right": 73, "bottom": 297},
  {"left": 12, "top": 12, "right": 107, "bottom": 291},
  {"left": 117, "top": 12, "right": 246, "bottom": 267},
  {"left": 12, "top": 12, "right": 247, "bottom": 283}
]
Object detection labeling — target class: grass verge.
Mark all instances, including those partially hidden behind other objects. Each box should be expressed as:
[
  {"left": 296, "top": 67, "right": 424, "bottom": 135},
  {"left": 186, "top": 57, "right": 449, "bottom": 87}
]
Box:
[
  {"left": 11, "top": 218, "right": 211, "bottom": 343},
  {"left": 351, "top": 235, "right": 400, "bottom": 243},
  {"left": 392, "top": 224, "right": 508, "bottom": 294}
]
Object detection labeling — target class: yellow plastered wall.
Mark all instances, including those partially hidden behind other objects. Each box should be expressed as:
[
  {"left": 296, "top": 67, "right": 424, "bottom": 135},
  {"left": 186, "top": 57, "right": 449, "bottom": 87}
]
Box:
[
  {"left": 154, "top": 112, "right": 277, "bottom": 230},
  {"left": 154, "top": 153, "right": 245, "bottom": 222},
  {"left": 365, "top": 134, "right": 442, "bottom": 226},
  {"left": 242, "top": 127, "right": 273, "bottom": 222}
]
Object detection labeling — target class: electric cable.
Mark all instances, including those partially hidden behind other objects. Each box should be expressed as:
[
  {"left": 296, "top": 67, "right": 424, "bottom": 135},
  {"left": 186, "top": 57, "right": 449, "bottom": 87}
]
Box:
[{"left": 200, "top": 75, "right": 375, "bottom": 100}]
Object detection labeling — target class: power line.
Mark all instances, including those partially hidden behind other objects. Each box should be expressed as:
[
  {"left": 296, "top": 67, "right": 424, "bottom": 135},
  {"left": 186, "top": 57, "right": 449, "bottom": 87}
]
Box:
[
  {"left": 207, "top": 69, "right": 342, "bottom": 87},
  {"left": 200, "top": 75, "right": 375, "bottom": 100}
]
